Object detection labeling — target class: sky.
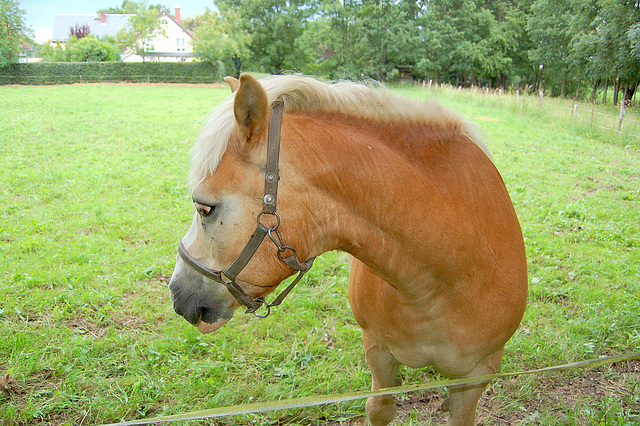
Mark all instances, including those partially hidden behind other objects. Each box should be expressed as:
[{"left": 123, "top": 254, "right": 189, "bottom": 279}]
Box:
[{"left": 19, "top": 0, "right": 215, "bottom": 43}]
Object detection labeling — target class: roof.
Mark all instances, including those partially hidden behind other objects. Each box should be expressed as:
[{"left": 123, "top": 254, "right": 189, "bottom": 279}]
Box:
[
  {"left": 157, "top": 9, "right": 195, "bottom": 38},
  {"left": 52, "top": 14, "right": 132, "bottom": 42}
]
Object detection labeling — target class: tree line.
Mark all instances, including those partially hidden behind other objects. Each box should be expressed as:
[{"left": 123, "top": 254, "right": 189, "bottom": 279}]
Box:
[
  {"left": 3, "top": 0, "right": 639, "bottom": 103},
  {"left": 189, "top": 0, "right": 640, "bottom": 103}
]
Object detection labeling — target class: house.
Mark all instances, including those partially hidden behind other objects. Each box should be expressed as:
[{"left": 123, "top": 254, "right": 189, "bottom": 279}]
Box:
[
  {"left": 50, "top": 8, "right": 196, "bottom": 62},
  {"left": 52, "top": 12, "right": 132, "bottom": 43},
  {"left": 121, "top": 8, "right": 196, "bottom": 63}
]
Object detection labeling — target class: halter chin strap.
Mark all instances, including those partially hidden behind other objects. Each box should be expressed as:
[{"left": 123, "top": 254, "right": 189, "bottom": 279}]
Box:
[{"left": 177, "top": 98, "right": 315, "bottom": 317}]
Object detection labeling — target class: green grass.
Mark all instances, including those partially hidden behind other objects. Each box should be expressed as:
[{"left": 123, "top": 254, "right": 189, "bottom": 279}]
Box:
[{"left": 1, "top": 83, "right": 639, "bottom": 426}]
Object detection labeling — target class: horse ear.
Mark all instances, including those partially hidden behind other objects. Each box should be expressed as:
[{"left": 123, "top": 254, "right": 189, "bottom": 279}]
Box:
[
  {"left": 224, "top": 76, "right": 240, "bottom": 93},
  {"left": 234, "top": 74, "right": 269, "bottom": 143}
]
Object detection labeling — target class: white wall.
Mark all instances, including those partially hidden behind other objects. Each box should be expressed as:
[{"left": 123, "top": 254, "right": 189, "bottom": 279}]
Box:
[{"left": 122, "top": 11, "right": 194, "bottom": 62}]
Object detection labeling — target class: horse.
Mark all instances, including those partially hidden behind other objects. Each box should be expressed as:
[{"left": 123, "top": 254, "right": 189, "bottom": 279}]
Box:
[{"left": 168, "top": 74, "right": 528, "bottom": 425}]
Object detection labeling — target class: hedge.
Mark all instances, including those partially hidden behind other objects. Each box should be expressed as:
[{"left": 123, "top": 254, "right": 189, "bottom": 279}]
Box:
[{"left": 0, "top": 62, "right": 223, "bottom": 85}]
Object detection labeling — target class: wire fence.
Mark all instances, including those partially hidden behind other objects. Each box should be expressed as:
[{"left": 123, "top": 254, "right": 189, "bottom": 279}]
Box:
[
  {"left": 3, "top": 72, "right": 638, "bottom": 142},
  {"left": 420, "top": 81, "right": 640, "bottom": 144}
]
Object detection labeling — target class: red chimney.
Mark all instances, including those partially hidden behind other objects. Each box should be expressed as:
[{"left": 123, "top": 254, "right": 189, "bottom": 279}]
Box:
[
  {"left": 100, "top": 11, "right": 106, "bottom": 24},
  {"left": 174, "top": 7, "right": 181, "bottom": 25}
]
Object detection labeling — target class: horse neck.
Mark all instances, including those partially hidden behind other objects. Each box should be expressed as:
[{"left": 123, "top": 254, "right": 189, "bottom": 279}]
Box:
[{"left": 284, "top": 112, "right": 471, "bottom": 288}]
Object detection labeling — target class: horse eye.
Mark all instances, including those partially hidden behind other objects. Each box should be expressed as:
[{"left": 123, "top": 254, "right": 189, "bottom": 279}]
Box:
[{"left": 194, "top": 202, "right": 213, "bottom": 217}]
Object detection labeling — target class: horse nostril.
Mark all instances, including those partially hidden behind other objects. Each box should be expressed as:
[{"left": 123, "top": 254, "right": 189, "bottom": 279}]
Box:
[
  {"left": 169, "top": 287, "right": 202, "bottom": 325},
  {"left": 199, "top": 306, "right": 211, "bottom": 323},
  {"left": 179, "top": 304, "right": 202, "bottom": 325}
]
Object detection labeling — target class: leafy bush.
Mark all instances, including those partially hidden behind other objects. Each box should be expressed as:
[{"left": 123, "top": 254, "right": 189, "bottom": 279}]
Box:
[{"left": 65, "top": 36, "right": 116, "bottom": 62}]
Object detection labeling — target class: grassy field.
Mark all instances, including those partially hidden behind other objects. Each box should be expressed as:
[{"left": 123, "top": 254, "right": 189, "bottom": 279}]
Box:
[{"left": 1, "top": 82, "right": 638, "bottom": 426}]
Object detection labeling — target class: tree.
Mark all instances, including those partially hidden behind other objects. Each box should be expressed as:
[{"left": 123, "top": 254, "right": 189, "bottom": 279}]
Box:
[
  {"left": 527, "top": 0, "right": 574, "bottom": 95},
  {"left": 594, "top": 0, "right": 640, "bottom": 103},
  {"left": 0, "top": 0, "right": 33, "bottom": 66},
  {"left": 70, "top": 23, "right": 91, "bottom": 39},
  {"left": 353, "top": 0, "right": 424, "bottom": 80},
  {"left": 181, "top": 13, "right": 210, "bottom": 32},
  {"left": 225, "top": 0, "right": 312, "bottom": 73},
  {"left": 570, "top": 0, "right": 640, "bottom": 103},
  {"left": 294, "top": 0, "right": 361, "bottom": 77},
  {"left": 116, "top": 0, "right": 166, "bottom": 62},
  {"left": 191, "top": 6, "right": 250, "bottom": 76},
  {"left": 419, "top": 0, "right": 488, "bottom": 85},
  {"left": 297, "top": 0, "right": 427, "bottom": 80}
]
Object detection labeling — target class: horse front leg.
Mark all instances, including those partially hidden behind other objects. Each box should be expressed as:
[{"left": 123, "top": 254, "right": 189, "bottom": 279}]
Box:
[
  {"left": 362, "top": 329, "right": 401, "bottom": 426},
  {"left": 446, "top": 347, "right": 504, "bottom": 426}
]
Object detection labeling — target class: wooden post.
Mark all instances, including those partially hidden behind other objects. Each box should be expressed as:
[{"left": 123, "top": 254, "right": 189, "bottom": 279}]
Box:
[
  {"left": 80, "top": 75, "right": 82, "bottom": 83},
  {"left": 590, "top": 109, "right": 594, "bottom": 127},
  {"left": 573, "top": 104, "right": 578, "bottom": 120},
  {"left": 516, "top": 89, "right": 520, "bottom": 104},
  {"left": 617, "top": 100, "right": 625, "bottom": 132},
  {"left": 539, "top": 91, "right": 544, "bottom": 108},
  {"left": 429, "top": 79, "right": 432, "bottom": 89}
]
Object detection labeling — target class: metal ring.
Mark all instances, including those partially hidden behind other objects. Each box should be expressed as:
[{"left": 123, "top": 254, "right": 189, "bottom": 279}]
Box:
[
  {"left": 257, "top": 211, "right": 280, "bottom": 231},
  {"left": 247, "top": 298, "right": 271, "bottom": 318},
  {"left": 277, "top": 245, "right": 298, "bottom": 260}
]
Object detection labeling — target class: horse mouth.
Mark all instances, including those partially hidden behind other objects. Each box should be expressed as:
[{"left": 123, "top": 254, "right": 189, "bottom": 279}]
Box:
[{"left": 196, "top": 317, "right": 230, "bottom": 334}]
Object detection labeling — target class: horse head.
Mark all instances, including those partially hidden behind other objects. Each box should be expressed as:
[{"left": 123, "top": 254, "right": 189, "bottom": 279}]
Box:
[{"left": 168, "top": 74, "right": 314, "bottom": 333}]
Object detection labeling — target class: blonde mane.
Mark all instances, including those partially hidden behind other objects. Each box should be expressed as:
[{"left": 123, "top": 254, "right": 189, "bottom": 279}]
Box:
[{"left": 189, "top": 75, "right": 490, "bottom": 191}]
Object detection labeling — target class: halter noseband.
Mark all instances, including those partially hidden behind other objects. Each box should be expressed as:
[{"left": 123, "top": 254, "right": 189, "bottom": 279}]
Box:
[{"left": 177, "top": 98, "right": 315, "bottom": 318}]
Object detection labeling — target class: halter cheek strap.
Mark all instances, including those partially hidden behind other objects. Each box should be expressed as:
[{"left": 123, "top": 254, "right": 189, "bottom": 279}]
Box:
[{"left": 177, "top": 98, "right": 315, "bottom": 317}]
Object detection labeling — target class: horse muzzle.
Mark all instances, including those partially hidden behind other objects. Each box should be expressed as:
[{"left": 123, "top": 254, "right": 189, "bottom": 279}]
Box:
[{"left": 168, "top": 263, "right": 235, "bottom": 333}]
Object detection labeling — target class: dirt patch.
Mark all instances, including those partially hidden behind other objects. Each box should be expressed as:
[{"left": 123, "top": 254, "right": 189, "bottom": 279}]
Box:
[
  {"left": 1, "top": 372, "right": 24, "bottom": 399},
  {"left": 0, "top": 368, "right": 96, "bottom": 426},
  {"left": 1, "top": 369, "right": 56, "bottom": 411}
]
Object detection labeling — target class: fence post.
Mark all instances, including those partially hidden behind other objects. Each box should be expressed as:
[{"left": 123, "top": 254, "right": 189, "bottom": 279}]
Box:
[
  {"left": 617, "top": 100, "right": 625, "bottom": 132},
  {"left": 80, "top": 75, "right": 82, "bottom": 83},
  {"left": 590, "top": 109, "right": 594, "bottom": 127},
  {"left": 539, "top": 91, "right": 544, "bottom": 108},
  {"left": 573, "top": 104, "right": 578, "bottom": 120}
]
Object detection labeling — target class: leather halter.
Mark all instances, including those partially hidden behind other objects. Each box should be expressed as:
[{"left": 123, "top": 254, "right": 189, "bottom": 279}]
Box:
[{"left": 177, "top": 98, "right": 315, "bottom": 317}]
